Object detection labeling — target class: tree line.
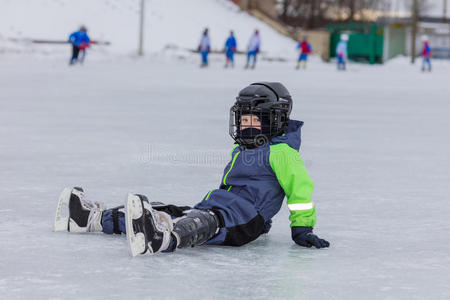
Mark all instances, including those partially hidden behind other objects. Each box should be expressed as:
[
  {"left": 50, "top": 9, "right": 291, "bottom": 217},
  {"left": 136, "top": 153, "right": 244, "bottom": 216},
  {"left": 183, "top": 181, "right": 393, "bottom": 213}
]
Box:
[{"left": 278, "top": 0, "right": 432, "bottom": 29}]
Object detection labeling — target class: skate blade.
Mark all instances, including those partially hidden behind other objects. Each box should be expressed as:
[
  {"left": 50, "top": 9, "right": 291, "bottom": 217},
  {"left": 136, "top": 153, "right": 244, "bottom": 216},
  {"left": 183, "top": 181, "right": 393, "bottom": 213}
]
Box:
[
  {"left": 54, "top": 187, "right": 71, "bottom": 232},
  {"left": 125, "top": 194, "right": 147, "bottom": 257}
]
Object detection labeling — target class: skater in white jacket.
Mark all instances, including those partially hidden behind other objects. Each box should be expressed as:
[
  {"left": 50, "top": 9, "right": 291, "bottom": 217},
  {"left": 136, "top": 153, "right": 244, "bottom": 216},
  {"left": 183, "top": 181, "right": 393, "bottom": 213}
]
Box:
[
  {"left": 336, "top": 33, "right": 348, "bottom": 71},
  {"left": 245, "top": 30, "right": 261, "bottom": 69},
  {"left": 198, "top": 28, "right": 211, "bottom": 67}
]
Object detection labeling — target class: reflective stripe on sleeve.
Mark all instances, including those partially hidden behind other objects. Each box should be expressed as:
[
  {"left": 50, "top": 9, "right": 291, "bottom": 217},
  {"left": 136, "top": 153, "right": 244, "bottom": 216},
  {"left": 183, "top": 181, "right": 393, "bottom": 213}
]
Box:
[{"left": 288, "top": 203, "right": 314, "bottom": 211}]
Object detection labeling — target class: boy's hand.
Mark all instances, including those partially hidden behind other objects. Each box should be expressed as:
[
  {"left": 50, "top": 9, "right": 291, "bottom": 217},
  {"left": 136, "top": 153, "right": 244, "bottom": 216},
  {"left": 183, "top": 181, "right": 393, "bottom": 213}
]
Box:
[{"left": 292, "top": 226, "right": 330, "bottom": 249}]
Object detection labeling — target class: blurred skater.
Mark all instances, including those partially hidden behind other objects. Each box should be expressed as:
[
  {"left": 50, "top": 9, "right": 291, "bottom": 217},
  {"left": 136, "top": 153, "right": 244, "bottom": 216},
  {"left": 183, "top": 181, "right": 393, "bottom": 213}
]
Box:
[
  {"left": 224, "top": 31, "right": 237, "bottom": 68},
  {"left": 421, "top": 35, "right": 432, "bottom": 72},
  {"left": 198, "top": 28, "right": 211, "bottom": 68},
  {"left": 245, "top": 30, "right": 260, "bottom": 69},
  {"left": 68, "top": 26, "right": 90, "bottom": 65},
  {"left": 296, "top": 35, "right": 312, "bottom": 69},
  {"left": 336, "top": 33, "right": 348, "bottom": 71}
]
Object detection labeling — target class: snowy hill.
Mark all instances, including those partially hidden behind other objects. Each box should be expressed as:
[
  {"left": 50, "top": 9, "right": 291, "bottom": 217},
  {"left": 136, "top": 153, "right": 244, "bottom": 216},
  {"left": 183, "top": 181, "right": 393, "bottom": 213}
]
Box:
[{"left": 0, "top": 0, "right": 296, "bottom": 58}]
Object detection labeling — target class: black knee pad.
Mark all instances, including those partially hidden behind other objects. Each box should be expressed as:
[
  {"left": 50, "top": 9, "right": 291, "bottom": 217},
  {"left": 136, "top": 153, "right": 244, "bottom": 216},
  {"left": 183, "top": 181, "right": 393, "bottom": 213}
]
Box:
[{"left": 173, "top": 209, "right": 219, "bottom": 248}]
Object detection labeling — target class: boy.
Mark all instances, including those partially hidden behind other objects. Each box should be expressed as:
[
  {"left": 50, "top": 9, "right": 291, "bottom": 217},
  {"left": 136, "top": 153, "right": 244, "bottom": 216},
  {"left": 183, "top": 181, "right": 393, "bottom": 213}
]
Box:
[
  {"left": 421, "top": 35, "right": 432, "bottom": 72},
  {"left": 198, "top": 28, "right": 211, "bottom": 68},
  {"left": 296, "top": 35, "right": 312, "bottom": 69},
  {"left": 224, "top": 31, "right": 237, "bottom": 68},
  {"left": 245, "top": 30, "right": 261, "bottom": 69},
  {"left": 54, "top": 82, "right": 330, "bottom": 256},
  {"left": 68, "top": 26, "right": 90, "bottom": 65},
  {"left": 336, "top": 34, "right": 348, "bottom": 71}
]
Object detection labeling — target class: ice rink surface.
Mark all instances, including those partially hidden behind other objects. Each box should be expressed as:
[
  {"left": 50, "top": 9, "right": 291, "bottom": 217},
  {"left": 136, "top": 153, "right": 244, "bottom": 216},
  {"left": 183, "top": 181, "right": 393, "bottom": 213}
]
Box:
[{"left": 0, "top": 55, "right": 449, "bottom": 299}]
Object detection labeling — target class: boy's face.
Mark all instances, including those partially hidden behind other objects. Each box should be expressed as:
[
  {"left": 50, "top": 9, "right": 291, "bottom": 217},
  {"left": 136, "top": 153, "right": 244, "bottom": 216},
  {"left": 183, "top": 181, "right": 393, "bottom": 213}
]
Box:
[{"left": 240, "top": 114, "right": 261, "bottom": 131}]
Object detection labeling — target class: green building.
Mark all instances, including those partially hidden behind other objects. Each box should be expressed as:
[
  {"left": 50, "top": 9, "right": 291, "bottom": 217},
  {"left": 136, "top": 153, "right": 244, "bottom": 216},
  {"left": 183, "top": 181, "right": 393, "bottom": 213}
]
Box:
[{"left": 327, "top": 22, "right": 407, "bottom": 64}]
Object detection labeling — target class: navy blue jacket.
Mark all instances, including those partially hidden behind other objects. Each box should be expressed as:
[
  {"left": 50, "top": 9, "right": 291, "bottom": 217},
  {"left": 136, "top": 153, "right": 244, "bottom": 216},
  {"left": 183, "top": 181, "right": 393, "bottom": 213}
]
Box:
[{"left": 195, "top": 120, "right": 316, "bottom": 246}]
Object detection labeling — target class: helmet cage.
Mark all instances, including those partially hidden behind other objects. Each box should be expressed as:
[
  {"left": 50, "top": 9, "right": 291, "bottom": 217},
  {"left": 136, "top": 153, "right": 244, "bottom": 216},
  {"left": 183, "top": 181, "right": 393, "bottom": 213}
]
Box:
[{"left": 229, "top": 98, "right": 289, "bottom": 147}]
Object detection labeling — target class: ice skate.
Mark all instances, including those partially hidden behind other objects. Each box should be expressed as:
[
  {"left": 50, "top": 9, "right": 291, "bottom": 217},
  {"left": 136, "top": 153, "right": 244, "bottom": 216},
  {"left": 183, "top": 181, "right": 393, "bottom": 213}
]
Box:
[
  {"left": 54, "top": 187, "right": 105, "bottom": 232},
  {"left": 125, "top": 194, "right": 174, "bottom": 257}
]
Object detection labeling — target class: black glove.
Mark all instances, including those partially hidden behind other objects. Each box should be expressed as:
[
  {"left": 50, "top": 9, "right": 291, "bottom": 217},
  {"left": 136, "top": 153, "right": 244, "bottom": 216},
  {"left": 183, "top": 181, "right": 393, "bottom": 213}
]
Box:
[{"left": 292, "top": 226, "right": 330, "bottom": 249}]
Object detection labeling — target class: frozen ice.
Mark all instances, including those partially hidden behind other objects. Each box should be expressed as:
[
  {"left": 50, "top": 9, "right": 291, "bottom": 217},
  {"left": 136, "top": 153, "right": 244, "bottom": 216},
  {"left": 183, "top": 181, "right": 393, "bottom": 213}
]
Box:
[{"left": 1, "top": 55, "right": 450, "bottom": 299}]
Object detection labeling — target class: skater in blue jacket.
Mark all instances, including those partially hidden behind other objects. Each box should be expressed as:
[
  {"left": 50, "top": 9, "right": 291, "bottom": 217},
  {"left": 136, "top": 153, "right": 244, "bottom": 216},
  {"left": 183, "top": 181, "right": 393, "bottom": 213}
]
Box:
[
  {"left": 68, "top": 26, "right": 90, "bottom": 65},
  {"left": 54, "top": 82, "right": 330, "bottom": 256},
  {"left": 224, "top": 31, "right": 237, "bottom": 68}
]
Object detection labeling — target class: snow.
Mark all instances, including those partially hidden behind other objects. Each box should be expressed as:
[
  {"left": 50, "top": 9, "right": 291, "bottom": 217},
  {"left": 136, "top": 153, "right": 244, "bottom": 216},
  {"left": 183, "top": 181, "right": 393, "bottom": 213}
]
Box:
[
  {"left": 0, "top": 0, "right": 296, "bottom": 57},
  {"left": 1, "top": 54, "right": 450, "bottom": 299}
]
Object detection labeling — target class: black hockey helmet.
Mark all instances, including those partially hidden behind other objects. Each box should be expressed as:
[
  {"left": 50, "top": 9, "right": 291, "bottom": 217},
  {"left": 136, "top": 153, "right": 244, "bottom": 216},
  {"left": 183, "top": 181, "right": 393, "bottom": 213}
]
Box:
[{"left": 229, "top": 82, "right": 293, "bottom": 147}]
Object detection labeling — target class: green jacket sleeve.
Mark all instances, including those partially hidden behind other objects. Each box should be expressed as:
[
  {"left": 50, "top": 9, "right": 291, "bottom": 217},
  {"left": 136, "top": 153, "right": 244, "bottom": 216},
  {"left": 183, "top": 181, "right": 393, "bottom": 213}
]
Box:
[{"left": 269, "top": 143, "right": 316, "bottom": 228}]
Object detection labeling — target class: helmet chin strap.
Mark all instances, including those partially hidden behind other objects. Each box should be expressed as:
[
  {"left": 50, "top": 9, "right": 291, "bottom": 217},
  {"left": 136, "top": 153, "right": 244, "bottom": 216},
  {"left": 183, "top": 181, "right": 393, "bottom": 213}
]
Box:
[{"left": 240, "top": 128, "right": 261, "bottom": 138}]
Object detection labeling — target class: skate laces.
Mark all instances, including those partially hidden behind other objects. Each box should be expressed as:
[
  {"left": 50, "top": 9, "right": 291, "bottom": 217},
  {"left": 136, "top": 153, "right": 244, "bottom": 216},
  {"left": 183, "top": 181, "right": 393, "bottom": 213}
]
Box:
[
  {"left": 86, "top": 203, "right": 105, "bottom": 232},
  {"left": 153, "top": 210, "right": 174, "bottom": 232},
  {"left": 80, "top": 195, "right": 105, "bottom": 210},
  {"left": 81, "top": 197, "right": 105, "bottom": 232}
]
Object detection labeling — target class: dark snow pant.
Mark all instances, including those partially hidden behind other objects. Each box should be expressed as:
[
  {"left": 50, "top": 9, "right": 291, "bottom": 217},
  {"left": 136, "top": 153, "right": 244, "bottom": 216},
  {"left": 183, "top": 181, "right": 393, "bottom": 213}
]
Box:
[
  {"left": 337, "top": 55, "right": 346, "bottom": 70},
  {"left": 101, "top": 202, "right": 267, "bottom": 247},
  {"left": 422, "top": 57, "right": 431, "bottom": 72},
  {"left": 101, "top": 204, "right": 191, "bottom": 235},
  {"left": 201, "top": 51, "right": 209, "bottom": 66},
  {"left": 246, "top": 51, "right": 257, "bottom": 68},
  {"left": 194, "top": 189, "right": 270, "bottom": 247},
  {"left": 70, "top": 45, "right": 80, "bottom": 65},
  {"left": 225, "top": 51, "right": 234, "bottom": 67}
]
